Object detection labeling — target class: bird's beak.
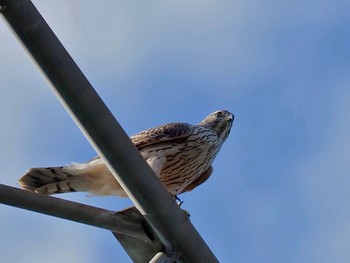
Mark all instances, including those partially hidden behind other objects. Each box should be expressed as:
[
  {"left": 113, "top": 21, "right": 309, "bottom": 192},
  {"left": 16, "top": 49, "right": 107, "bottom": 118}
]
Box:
[{"left": 226, "top": 114, "right": 234, "bottom": 122}]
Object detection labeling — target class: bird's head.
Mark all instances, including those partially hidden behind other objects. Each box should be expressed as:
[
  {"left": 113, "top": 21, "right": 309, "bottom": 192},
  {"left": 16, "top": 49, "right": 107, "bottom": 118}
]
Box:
[{"left": 200, "top": 110, "right": 234, "bottom": 141}]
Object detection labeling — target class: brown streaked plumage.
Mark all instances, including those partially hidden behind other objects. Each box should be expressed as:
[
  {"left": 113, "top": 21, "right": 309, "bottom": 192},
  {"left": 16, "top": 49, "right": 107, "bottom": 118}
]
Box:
[{"left": 18, "top": 110, "right": 234, "bottom": 197}]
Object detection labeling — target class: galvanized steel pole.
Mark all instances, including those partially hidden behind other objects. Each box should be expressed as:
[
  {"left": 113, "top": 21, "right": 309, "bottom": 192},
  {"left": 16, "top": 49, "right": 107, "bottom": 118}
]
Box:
[{"left": 0, "top": 1, "right": 219, "bottom": 262}]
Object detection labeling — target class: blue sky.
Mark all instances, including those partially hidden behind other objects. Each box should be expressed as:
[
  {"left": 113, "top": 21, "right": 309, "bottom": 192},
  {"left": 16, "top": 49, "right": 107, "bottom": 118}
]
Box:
[{"left": 1, "top": 0, "right": 350, "bottom": 262}]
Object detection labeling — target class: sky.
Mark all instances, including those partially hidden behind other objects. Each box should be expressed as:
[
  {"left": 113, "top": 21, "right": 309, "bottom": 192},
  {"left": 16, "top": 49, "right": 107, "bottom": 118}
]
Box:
[{"left": 1, "top": 0, "right": 350, "bottom": 262}]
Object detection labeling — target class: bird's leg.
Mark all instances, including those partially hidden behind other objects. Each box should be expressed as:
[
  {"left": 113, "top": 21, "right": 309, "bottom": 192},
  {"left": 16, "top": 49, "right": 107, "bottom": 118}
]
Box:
[
  {"left": 146, "top": 156, "right": 166, "bottom": 177},
  {"left": 173, "top": 194, "right": 184, "bottom": 206}
]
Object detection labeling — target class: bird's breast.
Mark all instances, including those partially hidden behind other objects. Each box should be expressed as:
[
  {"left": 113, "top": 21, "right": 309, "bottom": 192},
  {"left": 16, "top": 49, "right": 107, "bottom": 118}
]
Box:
[{"left": 140, "top": 133, "right": 222, "bottom": 194}]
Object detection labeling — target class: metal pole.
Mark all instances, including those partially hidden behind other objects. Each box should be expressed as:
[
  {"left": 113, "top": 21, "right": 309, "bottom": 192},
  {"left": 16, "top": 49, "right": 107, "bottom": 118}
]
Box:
[
  {"left": 0, "top": 1, "right": 219, "bottom": 262},
  {"left": 0, "top": 184, "right": 149, "bottom": 241}
]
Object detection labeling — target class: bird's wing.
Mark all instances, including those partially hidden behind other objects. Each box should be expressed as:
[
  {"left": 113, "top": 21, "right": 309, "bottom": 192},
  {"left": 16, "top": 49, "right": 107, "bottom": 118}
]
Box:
[
  {"left": 180, "top": 165, "right": 213, "bottom": 193},
  {"left": 131, "top": 122, "right": 193, "bottom": 149},
  {"left": 86, "top": 123, "right": 193, "bottom": 163}
]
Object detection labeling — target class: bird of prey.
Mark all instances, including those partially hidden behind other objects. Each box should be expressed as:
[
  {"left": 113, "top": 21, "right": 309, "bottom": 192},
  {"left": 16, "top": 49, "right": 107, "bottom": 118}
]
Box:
[{"left": 18, "top": 110, "right": 234, "bottom": 197}]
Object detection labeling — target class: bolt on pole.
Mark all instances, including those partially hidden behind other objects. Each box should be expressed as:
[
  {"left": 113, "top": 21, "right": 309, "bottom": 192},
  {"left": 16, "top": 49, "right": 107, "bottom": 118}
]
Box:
[{"left": 0, "top": 1, "right": 219, "bottom": 262}]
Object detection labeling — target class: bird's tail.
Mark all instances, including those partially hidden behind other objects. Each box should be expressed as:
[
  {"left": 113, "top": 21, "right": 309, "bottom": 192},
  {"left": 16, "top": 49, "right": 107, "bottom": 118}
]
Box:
[
  {"left": 18, "top": 166, "right": 85, "bottom": 194},
  {"left": 18, "top": 159, "right": 127, "bottom": 196}
]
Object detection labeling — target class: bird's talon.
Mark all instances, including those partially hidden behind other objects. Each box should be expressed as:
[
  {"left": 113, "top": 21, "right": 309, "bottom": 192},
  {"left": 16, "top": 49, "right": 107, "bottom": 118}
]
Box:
[
  {"left": 173, "top": 194, "right": 184, "bottom": 206},
  {"left": 182, "top": 209, "right": 191, "bottom": 219}
]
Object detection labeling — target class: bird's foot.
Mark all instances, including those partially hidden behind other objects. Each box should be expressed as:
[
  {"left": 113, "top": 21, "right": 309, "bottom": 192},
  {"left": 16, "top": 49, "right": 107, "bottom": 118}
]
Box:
[
  {"left": 170, "top": 194, "right": 190, "bottom": 218},
  {"left": 181, "top": 209, "right": 191, "bottom": 219}
]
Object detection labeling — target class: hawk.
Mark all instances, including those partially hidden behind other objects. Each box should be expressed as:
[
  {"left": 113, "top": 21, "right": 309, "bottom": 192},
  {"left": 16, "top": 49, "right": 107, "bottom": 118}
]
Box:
[{"left": 18, "top": 110, "right": 234, "bottom": 197}]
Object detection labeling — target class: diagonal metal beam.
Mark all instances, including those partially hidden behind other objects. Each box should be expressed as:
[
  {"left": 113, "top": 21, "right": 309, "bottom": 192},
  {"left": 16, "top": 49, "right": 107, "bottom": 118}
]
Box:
[
  {"left": 0, "top": 184, "right": 149, "bottom": 241},
  {"left": 0, "top": 184, "right": 168, "bottom": 263},
  {"left": 0, "top": 1, "right": 219, "bottom": 262}
]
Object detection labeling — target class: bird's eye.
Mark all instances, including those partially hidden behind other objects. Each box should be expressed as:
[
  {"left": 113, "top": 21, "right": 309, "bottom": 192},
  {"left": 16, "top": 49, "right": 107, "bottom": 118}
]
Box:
[{"left": 216, "top": 111, "right": 223, "bottom": 118}]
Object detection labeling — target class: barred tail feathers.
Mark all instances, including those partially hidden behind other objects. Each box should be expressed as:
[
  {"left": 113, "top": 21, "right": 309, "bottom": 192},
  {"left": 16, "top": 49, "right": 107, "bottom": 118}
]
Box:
[
  {"left": 18, "top": 160, "right": 127, "bottom": 196},
  {"left": 19, "top": 166, "right": 84, "bottom": 194}
]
